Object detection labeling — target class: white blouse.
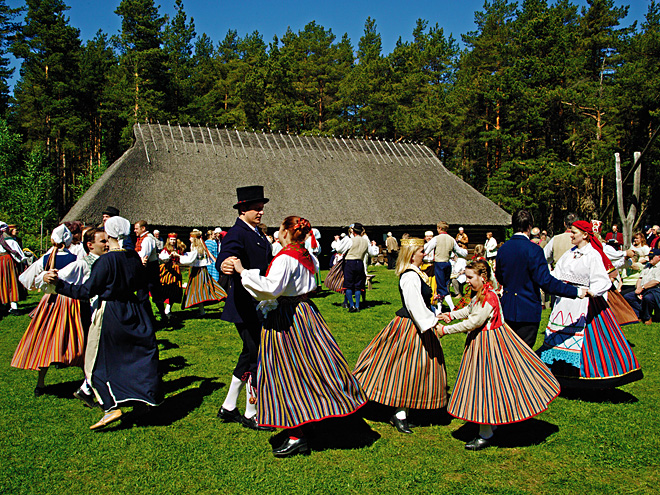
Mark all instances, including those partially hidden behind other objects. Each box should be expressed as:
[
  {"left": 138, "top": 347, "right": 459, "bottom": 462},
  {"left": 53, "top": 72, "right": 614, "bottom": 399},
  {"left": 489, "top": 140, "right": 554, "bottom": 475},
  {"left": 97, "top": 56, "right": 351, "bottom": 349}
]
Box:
[
  {"left": 241, "top": 253, "right": 319, "bottom": 302},
  {"left": 178, "top": 249, "right": 209, "bottom": 267},
  {"left": 552, "top": 243, "right": 611, "bottom": 296},
  {"left": 399, "top": 270, "right": 439, "bottom": 332}
]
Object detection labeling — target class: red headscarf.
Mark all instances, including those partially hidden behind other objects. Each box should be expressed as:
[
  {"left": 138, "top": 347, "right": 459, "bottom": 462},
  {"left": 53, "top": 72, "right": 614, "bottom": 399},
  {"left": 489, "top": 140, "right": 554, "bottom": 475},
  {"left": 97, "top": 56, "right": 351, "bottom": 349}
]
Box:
[{"left": 572, "top": 220, "right": 614, "bottom": 271}]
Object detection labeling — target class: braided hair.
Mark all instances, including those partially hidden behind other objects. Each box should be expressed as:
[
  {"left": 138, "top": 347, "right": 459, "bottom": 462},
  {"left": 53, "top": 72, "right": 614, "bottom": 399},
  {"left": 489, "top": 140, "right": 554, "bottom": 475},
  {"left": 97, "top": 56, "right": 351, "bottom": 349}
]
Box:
[{"left": 282, "top": 216, "right": 312, "bottom": 244}]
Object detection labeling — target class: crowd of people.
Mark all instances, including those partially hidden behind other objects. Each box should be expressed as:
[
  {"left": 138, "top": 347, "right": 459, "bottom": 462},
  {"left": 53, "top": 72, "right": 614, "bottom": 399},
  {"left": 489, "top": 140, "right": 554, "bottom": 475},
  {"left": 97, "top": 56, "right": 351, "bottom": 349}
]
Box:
[{"left": 0, "top": 187, "right": 651, "bottom": 457}]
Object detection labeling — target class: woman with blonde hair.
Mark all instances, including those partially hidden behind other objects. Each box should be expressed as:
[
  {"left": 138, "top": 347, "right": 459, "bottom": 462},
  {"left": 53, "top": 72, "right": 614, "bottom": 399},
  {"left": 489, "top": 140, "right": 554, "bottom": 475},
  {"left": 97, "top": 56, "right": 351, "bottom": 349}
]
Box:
[
  {"left": 179, "top": 229, "right": 226, "bottom": 315},
  {"left": 353, "top": 238, "right": 447, "bottom": 434}
]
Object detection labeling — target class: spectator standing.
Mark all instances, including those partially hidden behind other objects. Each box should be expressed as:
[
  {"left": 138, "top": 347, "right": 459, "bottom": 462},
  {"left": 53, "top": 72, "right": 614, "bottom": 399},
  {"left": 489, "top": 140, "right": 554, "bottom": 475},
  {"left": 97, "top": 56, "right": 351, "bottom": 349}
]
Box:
[
  {"left": 484, "top": 232, "right": 498, "bottom": 260},
  {"left": 386, "top": 232, "right": 399, "bottom": 270},
  {"left": 456, "top": 227, "right": 469, "bottom": 250}
]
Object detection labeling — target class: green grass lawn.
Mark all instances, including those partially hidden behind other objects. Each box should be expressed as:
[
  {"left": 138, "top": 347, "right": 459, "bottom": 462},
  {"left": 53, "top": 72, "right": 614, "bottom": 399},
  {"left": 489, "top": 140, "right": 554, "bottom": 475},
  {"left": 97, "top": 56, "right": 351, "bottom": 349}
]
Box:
[{"left": 1, "top": 265, "right": 658, "bottom": 494}]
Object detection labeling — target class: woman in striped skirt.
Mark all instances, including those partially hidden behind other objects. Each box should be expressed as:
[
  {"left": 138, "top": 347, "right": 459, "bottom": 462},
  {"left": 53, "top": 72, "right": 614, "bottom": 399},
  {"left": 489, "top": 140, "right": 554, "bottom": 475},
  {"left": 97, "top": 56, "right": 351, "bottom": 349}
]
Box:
[
  {"left": 537, "top": 220, "right": 642, "bottom": 389},
  {"left": 0, "top": 221, "right": 26, "bottom": 315},
  {"left": 11, "top": 225, "right": 87, "bottom": 396},
  {"left": 230, "top": 216, "right": 367, "bottom": 458},
  {"left": 158, "top": 234, "right": 185, "bottom": 317},
  {"left": 437, "top": 260, "right": 561, "bottom": 451},
  {"left": 353, "top": 237, "right": 447, "bottom": 434},
  {"left": 179, "top": 229, "right": 226, "bottom": 315}
]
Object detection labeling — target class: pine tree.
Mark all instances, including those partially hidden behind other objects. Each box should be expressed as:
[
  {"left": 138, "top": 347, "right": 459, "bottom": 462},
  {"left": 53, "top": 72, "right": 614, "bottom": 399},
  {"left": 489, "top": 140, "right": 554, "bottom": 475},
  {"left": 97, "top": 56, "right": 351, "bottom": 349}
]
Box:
[
  {"left": 0, "top": 0, "right": 21, "bottom": 115},
  {"left": 163, "top": 0, "right": 195, "bottom": 119}
]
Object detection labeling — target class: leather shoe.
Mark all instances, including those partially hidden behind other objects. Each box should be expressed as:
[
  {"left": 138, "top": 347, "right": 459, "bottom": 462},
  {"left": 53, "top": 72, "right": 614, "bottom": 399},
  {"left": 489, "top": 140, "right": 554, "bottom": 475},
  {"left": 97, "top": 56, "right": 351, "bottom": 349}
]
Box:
[
  {"left": 272, "top": 437, "right": 310, "bottom": 458},
  {"left": 90, "top": 409, "right": 123, "bottom": 430},
  {"left": 465, "top": 436, "right": 491, "bottom": 451},
  {"left": 389, "top": 415, "right": 413, "bottom": 434},
  {"left": 8, "top": 308, "right": 21, "bottom": 316},
  {"left": 241, "top": 415, "right": 275, "bottom": 431},
  {"left": 34, "top": 386, "right": 46, "bottom": 397},
  {"left": 73, "top": 387, "right": 97, "bottom": 408},
  {"left": 217, "top": 407, "right": 242, "bottom": 423}
]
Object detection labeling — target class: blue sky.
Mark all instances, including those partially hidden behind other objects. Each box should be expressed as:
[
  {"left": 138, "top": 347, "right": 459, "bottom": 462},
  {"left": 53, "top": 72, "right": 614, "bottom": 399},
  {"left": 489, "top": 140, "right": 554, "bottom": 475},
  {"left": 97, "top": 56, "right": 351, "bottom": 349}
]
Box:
[{"left": 5, "top": 0, "right": 652, "bottom": 90}]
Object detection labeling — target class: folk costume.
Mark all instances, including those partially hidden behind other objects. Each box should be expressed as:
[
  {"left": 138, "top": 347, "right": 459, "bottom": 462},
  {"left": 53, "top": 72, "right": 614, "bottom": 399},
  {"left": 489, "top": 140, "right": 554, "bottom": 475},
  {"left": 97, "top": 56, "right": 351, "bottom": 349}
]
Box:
[
  {"left": 338, "top": 226, "right": 369, "bottom": 311},
  {"left": 438, "top": 283, "right": 560, "bottom": 449},
  {"left": 240, "top": 242, "right": 366, "bottom": 431},
  {"left": 0, "top": 221, "right": 26, "bottom": 312},
  {"left": 11, "top": 226, "right": 87, "bottom": 395},
  {"left": 425, "top": 231, "right": 467, "bottom": 311},
  {"left": 55, "top": 217, "right": 162, "bottom": 425},
  {"left": 537, "top": 221, "right": 642, "bottom": 389},
  {"left": 215, "top": 186, "right": 274, "bottom": 430},
  {"left": 136, "top": 228, "right": 164, "bottom": 313},
  {"left": 158, "top": 234, "right": 184, "bottom": 312},
  {"left": 353, "top": 238, "right": 447, "bottom": 433},
  {"left": 179, "top": 232, "right": 227, "bottom": 311}
]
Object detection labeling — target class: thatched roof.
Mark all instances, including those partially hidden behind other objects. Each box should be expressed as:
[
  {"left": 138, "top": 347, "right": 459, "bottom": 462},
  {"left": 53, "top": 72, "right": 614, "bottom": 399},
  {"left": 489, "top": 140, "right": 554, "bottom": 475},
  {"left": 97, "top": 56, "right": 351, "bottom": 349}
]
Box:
[{"left": 64, "top": 124, "right": 511, "bottom": 228}]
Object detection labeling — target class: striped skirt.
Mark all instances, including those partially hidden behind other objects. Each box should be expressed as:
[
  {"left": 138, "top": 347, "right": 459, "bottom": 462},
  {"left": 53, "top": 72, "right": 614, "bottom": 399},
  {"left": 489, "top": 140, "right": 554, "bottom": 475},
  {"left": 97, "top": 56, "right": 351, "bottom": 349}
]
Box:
[
  {"left": 323, "top": 258, "right": 344, "bottom": 292},
  {"left": 448, "top": 324, "right": 560, "bottom": 425},
  {"left": 181, "top": 266, "right": 227, "bottom": 309},
  {"left": 0, "top": 253, "right": 20, "bottom": 304},
  {"left": 11, "top": 294, "right": 86, "bottom": 370},
  {"left": 257, "top": 299, "right": 367, "bottom": 429},
  {"left": 538, "top": 296, "right": 642, "bottom": 388},
  {"left": 159, "top": 263, "right": 182, "bottom": 304},
  {"left": 353, "top": 316, "right": 448, "bottom": 409}
]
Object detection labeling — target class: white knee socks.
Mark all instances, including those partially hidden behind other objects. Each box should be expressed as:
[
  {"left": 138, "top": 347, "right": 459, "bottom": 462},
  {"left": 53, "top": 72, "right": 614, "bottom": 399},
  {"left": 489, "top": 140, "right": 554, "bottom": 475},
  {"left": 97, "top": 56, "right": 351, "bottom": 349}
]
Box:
[{"left": 222, "top": 375, "right": 245, "bottom": 411}]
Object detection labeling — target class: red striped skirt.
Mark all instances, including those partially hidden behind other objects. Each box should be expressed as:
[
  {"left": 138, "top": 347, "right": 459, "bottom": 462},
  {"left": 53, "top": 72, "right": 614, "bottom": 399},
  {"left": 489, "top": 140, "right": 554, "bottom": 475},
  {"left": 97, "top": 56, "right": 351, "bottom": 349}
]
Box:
[
  {"left": 11, "top": 294, "right": 85, "bottom": 370},
  {"left": 159, "top": 263, "right": 182, "bottom": 304},
  {"left": 353, "top": 316, "right": 448, "bottom": 409},
  {"left": 0, "top": 253, "right": 20, "bottom": 304},
  {"left": 257, "top": 300, "right": 367, "bottom": 428},
  {"left": 181, "top": 266, "right": 227, "bottom": 309},
  {"left": 448, "top": 323, "right": 560, "bottom": 425}
]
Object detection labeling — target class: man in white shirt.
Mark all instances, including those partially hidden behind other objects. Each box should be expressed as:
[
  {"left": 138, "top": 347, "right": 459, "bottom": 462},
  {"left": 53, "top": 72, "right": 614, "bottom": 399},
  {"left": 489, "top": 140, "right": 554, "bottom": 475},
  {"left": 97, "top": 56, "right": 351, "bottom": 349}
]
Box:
[
  {"left": 484, "top": 232, "right": 497, "bottom": 260},
  {"left": 424, "top": 221, "right": 467, "bottom": 310},
  {"left": 134, "top": 220, "right": 165, "bottom": 320}
]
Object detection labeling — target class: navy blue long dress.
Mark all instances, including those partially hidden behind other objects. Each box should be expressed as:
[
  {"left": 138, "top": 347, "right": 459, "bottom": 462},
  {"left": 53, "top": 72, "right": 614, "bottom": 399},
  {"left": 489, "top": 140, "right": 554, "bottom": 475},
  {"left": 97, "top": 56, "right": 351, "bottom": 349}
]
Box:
[{"left": 56, "top": 249, "right": 162, "bottom": 411}]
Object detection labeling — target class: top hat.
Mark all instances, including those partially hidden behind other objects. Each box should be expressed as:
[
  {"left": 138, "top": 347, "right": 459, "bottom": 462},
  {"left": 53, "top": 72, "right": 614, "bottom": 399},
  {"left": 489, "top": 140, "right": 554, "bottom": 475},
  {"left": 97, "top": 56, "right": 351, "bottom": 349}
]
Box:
[
  {"left": 233, "top": 186, "right": 269, "bottom": 209},
  {"left": 102, "top": 206, "right": 120, "bottom": 217}
]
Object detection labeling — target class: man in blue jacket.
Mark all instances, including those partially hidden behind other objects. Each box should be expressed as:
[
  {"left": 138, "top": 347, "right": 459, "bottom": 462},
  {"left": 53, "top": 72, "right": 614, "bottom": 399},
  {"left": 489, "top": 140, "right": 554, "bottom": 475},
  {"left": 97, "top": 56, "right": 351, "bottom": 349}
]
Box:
[
  {"left": 496, "top": 209, "right": 585, "bottom": 348},
  {"left": 215, "top": 186, "right": 274, "bottom": 431}
]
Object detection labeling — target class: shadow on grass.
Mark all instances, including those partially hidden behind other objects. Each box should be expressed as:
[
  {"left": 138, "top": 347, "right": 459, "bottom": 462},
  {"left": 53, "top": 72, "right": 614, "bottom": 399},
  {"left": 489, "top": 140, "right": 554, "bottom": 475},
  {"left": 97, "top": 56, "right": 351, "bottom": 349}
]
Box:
[
  {"left": 559, "top": 387, "right": 638, "bottom": 404},
  {"left": 451, "top": 418, "right": 559, "bottom": 448},
  {"left": 158, "top": 355, "right": 189, "bottom": 376},
  {"left": 330, "top": 300, "right": 392, "bottom": 310},
  {"left": 103, "top": 377, "right": 225, "bottom": 430},
  {"left": 267, "top": 412, "right": 381, "bottom": 453},
  {"left": 359, "top": 401, "right": 453, "bottom": 427},
  {"left": 37, "top": 379, "right": 81, "bottom": 400},
  {"left": 157, "top": 338, "right": 180, "bottom": 351}
]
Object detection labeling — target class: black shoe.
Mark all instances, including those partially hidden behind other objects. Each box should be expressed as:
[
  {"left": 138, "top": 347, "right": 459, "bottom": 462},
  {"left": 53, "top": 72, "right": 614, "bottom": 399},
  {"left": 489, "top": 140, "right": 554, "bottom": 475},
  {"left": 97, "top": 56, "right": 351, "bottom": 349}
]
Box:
[
  {"left": 34, "top": 386, "right": 46, "bottom": 397},
  {"left": 8, "top": 308, "right": 21, "bottom": 316},
  {"left": 465, "top": 436, "right": 491, "bottom": 451},
  {"left": 389, "top": 415, "right": 413, "bottom": 434},
  {"left": 272, "top": 437, "right": 310, "bottom": 458},
  {"left": 342, "top": 302, "right": 349, "bottom": 309},
  {"left": 349, "top": 307, "right": 358, "bottom": 313},
  {"left": 217, "top": 407, "right": 242, "bottom": 423},
  {"left": 240, "top": 415, "right": 276, "bottom": 431},
  {"left": 73, "top": 387, "right": 97, "bottom": 408}
]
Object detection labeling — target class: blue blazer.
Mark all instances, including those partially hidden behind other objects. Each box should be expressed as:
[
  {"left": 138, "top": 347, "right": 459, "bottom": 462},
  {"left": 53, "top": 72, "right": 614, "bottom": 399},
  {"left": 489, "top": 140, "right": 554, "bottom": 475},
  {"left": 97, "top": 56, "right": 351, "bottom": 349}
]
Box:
[
  {"left": 495, "top": 234, "right": 578, "bottom": 323},
  {"left": 216, "top": 219, "right": 273, "bottom": 326}
]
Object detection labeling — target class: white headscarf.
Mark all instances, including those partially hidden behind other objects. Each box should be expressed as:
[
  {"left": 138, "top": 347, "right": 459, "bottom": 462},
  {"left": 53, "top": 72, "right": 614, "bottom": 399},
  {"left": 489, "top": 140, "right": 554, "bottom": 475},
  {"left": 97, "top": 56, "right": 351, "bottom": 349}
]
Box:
[
  {"left": 105, "top": 216, "right": 131, "bottom": 240},
  {"left": 51, "top": 224, "right": 73, "bottom": 247}
]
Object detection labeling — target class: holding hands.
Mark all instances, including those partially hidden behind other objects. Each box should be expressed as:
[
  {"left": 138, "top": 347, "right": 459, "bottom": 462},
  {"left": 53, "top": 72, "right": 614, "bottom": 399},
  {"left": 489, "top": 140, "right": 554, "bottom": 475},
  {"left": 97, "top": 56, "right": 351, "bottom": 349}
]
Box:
[
  {"left": 221, "top": 256, "right": 244, "bottom": 275},
  {"left": 42, "top": 269, "right": 58, "bottom": 284}
]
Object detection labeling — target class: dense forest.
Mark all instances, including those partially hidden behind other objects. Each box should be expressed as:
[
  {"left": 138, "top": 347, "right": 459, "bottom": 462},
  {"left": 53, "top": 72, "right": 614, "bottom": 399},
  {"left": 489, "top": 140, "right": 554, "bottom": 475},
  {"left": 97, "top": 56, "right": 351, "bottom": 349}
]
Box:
[{"left": 0, "top": 0, "right": 658, "bottom": 250}]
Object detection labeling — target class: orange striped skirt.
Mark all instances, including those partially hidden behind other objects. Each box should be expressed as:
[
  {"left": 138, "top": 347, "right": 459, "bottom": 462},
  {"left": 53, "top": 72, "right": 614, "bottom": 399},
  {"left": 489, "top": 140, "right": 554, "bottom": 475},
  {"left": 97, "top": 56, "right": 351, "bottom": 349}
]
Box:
[
  {"left": 181, "top": 266, "right": 226, "bottom": 309},
  {"left": 353, "top": 316, "right": 448, "bottom": 409},
  {"left": 11, "top": 294, "right": 85, "bottom": 370},
  {"left": 0, "top": 253, "right": 20, "bottom": 304},
  {"left": 447, "top": 323, "right": 560, "bottom": 425}
]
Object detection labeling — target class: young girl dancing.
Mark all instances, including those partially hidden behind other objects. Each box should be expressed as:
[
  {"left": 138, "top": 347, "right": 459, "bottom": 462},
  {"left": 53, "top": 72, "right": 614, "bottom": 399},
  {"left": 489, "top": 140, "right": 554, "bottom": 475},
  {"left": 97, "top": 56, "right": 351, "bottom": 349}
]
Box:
[{"left": 436, "top": 260, "right": 561, "bottom": 450}]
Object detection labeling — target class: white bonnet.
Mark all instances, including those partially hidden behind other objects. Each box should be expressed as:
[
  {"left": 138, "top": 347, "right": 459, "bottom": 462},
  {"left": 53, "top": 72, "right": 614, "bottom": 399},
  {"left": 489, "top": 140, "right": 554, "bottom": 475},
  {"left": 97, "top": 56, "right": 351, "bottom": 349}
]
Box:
[
  {"left": 105, "top": 216, "right": 131, "bottom": 239},
  {"left": 51, "top": 224, "right": 73, "bottom": 247}
]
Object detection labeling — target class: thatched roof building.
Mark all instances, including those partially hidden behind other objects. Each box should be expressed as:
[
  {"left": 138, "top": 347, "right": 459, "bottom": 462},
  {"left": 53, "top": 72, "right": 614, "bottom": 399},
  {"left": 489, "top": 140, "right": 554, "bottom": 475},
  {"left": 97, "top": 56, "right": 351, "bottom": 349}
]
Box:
[{"left": 64, "top": 124, "right": 510, "bottom": 243}]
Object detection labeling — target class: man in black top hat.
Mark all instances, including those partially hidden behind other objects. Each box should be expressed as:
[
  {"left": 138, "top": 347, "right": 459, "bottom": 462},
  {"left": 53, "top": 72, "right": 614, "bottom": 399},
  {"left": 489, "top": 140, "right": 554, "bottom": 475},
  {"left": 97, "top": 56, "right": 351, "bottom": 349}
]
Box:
[{"left": 215, "top": 186, "right": 274, "bottom": 431}]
